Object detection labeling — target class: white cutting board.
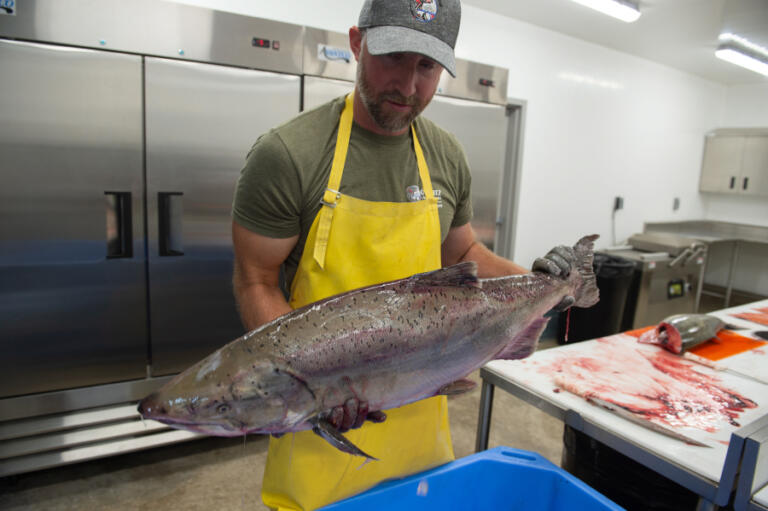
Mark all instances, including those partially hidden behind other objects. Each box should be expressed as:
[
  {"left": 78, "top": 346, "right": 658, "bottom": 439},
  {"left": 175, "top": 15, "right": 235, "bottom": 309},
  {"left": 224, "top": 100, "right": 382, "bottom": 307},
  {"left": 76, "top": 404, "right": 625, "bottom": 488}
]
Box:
[{"left": 707, "top": 300, "right": 768, "bottom": 383}]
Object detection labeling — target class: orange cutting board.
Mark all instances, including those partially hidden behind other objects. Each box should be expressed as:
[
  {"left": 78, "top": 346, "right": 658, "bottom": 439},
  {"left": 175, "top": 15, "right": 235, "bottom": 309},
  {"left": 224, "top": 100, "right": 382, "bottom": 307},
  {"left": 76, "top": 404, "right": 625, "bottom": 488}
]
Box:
[{"left": 625, "top": 326, "right": 767, "bottom": 361}]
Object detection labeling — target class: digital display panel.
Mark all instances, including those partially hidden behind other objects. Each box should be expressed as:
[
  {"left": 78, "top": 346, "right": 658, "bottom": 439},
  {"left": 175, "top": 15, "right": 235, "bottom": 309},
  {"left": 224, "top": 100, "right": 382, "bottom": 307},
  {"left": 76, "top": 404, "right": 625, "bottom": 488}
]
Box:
[
  {"left": 667, "top": 279, "right": 685, "bottom": 299},
  {"left": 252, "top": 37, "right": 271, "bottom": 49}
]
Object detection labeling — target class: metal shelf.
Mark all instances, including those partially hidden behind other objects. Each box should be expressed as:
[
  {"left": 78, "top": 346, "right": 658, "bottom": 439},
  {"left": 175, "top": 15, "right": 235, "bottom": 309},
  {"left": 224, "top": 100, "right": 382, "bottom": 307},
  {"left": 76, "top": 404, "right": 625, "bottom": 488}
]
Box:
[{"left": 0, "top": 403, "right": 202, "bottom": 477}]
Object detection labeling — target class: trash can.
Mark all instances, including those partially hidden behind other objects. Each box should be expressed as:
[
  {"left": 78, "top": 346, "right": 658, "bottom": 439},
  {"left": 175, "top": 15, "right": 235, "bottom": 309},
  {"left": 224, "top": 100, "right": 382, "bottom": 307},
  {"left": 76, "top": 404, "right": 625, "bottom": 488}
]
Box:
[{"left": 558, "top": 252, "right": 635, "bottom": 344}]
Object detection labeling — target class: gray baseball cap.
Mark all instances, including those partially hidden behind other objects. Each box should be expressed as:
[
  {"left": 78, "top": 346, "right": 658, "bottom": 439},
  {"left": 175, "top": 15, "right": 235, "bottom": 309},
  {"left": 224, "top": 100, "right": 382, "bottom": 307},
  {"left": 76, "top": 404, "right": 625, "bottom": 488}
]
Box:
[{"left": 358, "top": 0, "right": 461, "bottom": 77}]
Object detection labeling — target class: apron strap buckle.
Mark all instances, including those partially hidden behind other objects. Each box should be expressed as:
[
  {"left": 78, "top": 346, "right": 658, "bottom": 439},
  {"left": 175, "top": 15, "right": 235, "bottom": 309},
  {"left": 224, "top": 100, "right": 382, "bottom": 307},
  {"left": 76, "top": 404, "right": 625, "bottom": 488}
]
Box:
[{"left": 320, "top": 188, "right": 341, "bottom": 208}]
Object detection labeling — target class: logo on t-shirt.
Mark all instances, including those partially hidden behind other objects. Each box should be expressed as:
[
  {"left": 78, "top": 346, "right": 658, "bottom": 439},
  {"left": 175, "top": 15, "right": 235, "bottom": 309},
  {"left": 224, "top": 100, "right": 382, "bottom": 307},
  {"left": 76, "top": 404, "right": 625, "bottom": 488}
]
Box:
[
  {"left": 406, "top": 185, "right": 425, "bottom": 201},
  {"left": 406, "top": 185, "right": 442, "bottom": 207}
]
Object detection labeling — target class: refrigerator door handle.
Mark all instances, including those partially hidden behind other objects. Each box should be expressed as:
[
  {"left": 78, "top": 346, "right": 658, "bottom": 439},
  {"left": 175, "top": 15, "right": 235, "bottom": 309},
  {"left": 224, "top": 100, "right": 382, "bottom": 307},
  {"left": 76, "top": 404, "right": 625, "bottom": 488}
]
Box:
[
  {"left": 158, "top": 192, "right": 184, "bottom": 256},
  {"left": 105, "top": 191, "right": 133, "bottom": 259}
]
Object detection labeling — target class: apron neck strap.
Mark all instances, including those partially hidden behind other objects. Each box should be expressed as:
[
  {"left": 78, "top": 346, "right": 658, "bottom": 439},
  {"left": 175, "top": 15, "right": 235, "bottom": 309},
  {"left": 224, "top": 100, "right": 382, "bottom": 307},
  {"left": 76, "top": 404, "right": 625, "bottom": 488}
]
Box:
[
  {"left": 314, "top": 92, "right": 436, "bottom": 269},
  {"left": 411, "top": 122, "right": 434, "bottom": 202},
  {"left": 326, "top": 92, "right": 435, "bottom": 202},
  {"left": 324, "top": 93, "right": 356, "bottom": 202}
]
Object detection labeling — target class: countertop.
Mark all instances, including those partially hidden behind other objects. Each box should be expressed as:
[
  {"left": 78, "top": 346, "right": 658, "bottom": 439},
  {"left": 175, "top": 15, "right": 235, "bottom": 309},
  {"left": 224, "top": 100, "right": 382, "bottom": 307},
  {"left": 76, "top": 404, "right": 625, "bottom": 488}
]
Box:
[{"left": 644, "top": 220, "right": 768, "bottom": 245}]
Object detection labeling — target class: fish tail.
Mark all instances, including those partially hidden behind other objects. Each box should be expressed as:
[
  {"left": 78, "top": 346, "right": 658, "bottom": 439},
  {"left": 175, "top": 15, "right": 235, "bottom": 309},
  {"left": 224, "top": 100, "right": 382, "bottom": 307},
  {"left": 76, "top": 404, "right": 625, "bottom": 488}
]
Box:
[{"left": 572, "top": 234, "right": 600, "bottom": 308}]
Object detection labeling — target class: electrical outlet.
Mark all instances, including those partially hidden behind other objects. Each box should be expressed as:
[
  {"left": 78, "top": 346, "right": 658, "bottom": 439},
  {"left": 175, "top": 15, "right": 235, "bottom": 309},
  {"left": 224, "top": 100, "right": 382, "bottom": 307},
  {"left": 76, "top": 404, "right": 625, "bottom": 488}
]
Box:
[
  {"left": 673, "top": 197, "right": 680, "bottom": 211},
  {"left": 613, "top": 196, "right": 624, "bottom": 211}
]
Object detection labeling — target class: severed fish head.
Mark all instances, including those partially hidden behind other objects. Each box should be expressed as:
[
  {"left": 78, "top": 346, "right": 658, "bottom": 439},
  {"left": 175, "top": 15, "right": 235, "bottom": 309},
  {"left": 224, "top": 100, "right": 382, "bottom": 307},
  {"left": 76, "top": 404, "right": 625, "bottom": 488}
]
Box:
[
  {"left": 638, "top": 313, "right": 725, "bottom": 354},
  {"left": 138, "top": 344, "right": 316, "bottom": 436}
]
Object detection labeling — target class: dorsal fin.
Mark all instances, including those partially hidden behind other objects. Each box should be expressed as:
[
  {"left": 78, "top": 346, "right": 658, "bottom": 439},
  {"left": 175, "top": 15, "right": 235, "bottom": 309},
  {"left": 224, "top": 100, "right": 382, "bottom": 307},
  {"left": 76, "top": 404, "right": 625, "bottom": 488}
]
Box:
[{"left": 408, "top": 262, "right": 480, "bottom": 289}]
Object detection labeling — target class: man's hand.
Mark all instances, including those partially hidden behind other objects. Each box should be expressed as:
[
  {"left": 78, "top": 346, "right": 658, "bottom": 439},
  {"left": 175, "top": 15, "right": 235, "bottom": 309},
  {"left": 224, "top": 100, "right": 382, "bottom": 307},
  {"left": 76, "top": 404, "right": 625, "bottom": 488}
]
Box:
[
  {"left": 533, "top": 245, "right": 578, "bottom": 311},
  {"left": 270, "top": 398, "right": 386, "bottom": 438},
  {"left": 328, "top": 398, "right": 387, "bottom": 433},
  {"left": 532, "top": 245, "right": 576, "bottom": 277}
]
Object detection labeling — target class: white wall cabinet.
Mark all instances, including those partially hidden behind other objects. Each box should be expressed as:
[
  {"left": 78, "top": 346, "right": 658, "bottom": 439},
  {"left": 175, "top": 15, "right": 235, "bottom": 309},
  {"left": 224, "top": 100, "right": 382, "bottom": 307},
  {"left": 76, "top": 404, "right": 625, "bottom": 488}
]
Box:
[
  {"left": 741, "top": 136, "right": 768, "bottom": 196},
  {"left": 700, "top": 130, "right": 768, "bottom": 197}
]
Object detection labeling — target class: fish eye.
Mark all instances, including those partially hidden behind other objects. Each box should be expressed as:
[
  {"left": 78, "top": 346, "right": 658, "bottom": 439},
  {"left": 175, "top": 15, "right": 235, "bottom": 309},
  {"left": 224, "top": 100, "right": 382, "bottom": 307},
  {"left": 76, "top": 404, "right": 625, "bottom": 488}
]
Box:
[{"left": 216, "top": 404, "right": 231, "bottom": 414}]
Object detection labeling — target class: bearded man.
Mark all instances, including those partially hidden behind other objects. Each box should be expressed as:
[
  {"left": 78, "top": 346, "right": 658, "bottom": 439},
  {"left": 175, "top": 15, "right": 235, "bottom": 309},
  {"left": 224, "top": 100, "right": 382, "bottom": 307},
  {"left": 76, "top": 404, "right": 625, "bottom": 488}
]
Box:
[{"left": 231, "top": 1, "right": 568, "bottom": 508}]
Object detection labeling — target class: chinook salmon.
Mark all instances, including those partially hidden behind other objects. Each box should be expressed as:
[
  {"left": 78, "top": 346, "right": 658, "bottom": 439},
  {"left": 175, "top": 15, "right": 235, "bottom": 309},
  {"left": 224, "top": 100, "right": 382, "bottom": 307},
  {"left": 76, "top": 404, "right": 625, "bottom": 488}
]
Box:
[{"left": 138, "top": 235, "right": 600, "bottom": 459}]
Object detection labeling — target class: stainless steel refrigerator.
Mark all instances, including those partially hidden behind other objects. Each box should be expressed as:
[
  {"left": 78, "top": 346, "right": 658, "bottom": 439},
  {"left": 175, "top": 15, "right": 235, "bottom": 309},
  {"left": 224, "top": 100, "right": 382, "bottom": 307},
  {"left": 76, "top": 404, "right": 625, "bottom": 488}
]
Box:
[
  {"left": 0, "top": 0, "right": 303, "bottom": 476},
  {"left": 0, "top": 1, "right": 518, "bottom": 476}
]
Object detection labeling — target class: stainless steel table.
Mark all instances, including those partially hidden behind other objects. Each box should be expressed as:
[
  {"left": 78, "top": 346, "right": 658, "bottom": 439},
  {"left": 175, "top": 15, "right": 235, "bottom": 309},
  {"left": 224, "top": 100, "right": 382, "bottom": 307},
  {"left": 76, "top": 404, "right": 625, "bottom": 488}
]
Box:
[
  {"left": 644, "top": 221, "right": 768, "bottom": 308},
  {"left": 475, "top": 299, "right": 768, "bottom": 510}
]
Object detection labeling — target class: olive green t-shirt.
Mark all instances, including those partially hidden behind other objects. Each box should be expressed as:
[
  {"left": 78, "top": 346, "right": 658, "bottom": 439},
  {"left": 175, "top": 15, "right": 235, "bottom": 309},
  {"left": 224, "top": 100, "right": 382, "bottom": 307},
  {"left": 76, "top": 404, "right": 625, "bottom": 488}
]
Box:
[{"left": 232, "top": 96, "right": 473, "bottom": 288}]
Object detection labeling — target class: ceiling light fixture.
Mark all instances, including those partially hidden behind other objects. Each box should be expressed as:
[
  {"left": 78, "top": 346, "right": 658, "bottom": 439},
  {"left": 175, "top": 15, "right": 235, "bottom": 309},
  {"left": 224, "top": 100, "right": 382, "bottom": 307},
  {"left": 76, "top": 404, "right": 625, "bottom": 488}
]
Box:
[
  {"left": 569, "top": 0, "right": 641, "bottom": 23},
  {"left": 715, "top": 45, "right": 768, "bottom": 77},
  {"left": 715, "top": 35, "right": 768, "bottom": 77}
]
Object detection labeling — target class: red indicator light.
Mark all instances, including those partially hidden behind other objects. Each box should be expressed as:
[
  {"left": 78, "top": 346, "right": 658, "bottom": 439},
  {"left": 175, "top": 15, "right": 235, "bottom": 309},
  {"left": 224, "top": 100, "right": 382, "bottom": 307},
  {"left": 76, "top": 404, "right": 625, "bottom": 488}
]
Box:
[{"left": 252, "top": 38, "right": 271, "bottom": 49}]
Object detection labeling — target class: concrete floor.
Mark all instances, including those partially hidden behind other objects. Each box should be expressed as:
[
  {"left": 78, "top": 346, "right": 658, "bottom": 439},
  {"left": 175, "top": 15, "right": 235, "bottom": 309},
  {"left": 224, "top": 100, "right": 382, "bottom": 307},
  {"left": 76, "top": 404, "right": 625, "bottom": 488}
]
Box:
[{"left": 0, "top": 341, "right": 564, "bottom": 511}]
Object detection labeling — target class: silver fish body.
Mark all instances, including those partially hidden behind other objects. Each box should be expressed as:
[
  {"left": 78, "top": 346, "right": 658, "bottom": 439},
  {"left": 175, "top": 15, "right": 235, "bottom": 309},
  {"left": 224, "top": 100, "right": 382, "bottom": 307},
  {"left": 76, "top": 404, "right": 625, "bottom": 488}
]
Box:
[
  {"left": 138, "top": 235, "right": 600, "bottom": 455},
  {"left": 638, "top": 313, "right": 725, "bottom": 354}
]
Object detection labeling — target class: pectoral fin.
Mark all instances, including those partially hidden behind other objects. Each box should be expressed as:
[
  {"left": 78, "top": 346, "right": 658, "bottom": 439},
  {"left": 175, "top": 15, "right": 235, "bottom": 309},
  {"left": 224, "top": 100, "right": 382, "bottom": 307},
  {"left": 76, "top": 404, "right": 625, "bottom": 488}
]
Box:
[
  {"left": 493, "top": 317, "right": 549, "bottom": 360},
  {"left": 437, "top": 378, "right": 477, "bottom": 396},
  {"left": 309, "top": 417, "right": 379, "bottom": 461}
]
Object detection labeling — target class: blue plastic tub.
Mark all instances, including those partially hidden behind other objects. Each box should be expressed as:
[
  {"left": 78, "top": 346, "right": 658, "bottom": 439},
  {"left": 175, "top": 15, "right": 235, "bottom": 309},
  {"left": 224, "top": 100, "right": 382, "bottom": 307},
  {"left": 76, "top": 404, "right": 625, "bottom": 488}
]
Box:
[{"left": 320, "top": 446, "right": 625, "bottom": 510}]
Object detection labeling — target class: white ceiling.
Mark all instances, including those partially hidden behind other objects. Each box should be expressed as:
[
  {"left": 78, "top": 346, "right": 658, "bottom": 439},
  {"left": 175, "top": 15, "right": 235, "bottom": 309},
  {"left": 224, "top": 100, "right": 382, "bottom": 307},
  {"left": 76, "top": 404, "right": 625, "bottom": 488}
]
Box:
[{"left": 463, "top": 0, "right": 768, "bottom": 85}]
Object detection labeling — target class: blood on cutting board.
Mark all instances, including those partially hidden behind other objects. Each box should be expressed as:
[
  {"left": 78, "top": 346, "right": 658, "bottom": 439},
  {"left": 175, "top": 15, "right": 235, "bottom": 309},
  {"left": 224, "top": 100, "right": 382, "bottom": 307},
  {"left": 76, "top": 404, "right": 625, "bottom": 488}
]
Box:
[
  {"left": 732, "top": 308, "right": 768, "bottom": 327},
  {"left": 541, "top": 336, "right": 757, "bottom": 433}
]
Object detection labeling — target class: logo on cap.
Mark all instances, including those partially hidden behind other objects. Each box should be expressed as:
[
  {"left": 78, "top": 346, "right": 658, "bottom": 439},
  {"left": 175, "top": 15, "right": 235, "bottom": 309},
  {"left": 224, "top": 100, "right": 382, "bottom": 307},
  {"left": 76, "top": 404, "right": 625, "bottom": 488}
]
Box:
[{"left": 411, "top": 0, "right": 437, "bottom": 22}]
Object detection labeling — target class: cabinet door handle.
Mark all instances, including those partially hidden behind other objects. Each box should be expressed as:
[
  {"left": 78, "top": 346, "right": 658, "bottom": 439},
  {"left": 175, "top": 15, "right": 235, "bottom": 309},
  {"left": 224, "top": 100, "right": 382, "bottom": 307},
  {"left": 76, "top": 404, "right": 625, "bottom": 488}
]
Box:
[
  {"left": 743, "top": 177, "right": 749, "bottom": 191},
  {"left": 105, "top": 192, "right": 133, "bottom": 258},
  {"left": 729, "top": 176, "right": 736, "bottom": 189},
  {"left": 158, "top": 192, "right": 184, "bottom": 256}
]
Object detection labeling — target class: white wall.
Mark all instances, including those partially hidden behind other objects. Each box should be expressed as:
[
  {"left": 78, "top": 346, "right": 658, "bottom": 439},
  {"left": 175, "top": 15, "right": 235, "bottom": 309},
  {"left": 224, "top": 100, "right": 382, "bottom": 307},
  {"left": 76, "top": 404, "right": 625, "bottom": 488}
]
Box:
[
  {"left": 455, "top": 6, "right": 725, "bottom": 265},
  {"left": 172, "top": 0, "right": 761, "bottom": 269},
  {"left": 722, "top": 83, "right": 768, "bottom": 127},
  {"left": 169, "top": 0, "right": 363, "bottom": 32}
]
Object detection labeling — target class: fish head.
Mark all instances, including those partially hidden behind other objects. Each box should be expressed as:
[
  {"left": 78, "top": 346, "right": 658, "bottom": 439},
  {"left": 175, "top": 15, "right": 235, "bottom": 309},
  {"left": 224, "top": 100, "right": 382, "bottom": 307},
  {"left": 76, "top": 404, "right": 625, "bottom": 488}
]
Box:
[
  {"left": 638, "top": 322, "right": 682, "bottom": 354},
  {"left": 137, "top": 348, "right": 316, "bottom": 436}
]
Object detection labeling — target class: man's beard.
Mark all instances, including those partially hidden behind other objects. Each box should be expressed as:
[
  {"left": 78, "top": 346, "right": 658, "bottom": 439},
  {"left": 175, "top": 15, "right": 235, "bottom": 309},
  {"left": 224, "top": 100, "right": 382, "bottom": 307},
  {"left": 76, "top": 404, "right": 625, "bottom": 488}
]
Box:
[{"left": 356, "top": 57, "right": 427, "bottom": 133}]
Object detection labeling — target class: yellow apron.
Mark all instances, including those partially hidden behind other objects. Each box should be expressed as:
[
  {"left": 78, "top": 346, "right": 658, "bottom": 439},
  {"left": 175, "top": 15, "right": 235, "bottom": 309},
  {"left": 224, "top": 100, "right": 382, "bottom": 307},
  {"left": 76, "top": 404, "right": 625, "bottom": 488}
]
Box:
[{"left": 261, "top": 93, "right": 454, "bottom": 511}]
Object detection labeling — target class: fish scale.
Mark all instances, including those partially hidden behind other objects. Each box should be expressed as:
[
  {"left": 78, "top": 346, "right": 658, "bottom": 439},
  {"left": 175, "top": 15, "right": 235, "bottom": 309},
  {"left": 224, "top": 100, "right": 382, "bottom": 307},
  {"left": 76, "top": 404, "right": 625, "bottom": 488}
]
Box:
[{"left": 138, "top": 235, "right": 601, "bottom": 459}]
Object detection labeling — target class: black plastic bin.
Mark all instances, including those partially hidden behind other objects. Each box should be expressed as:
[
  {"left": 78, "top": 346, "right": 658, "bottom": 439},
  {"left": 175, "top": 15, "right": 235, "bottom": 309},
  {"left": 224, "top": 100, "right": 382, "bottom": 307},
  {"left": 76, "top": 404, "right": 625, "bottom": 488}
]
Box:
[
  {"left": 561, "top": 426, "right": 699, "bottom": 511},
  {"left": 558, "top": 252, "right": 635, "bottom": 344}
]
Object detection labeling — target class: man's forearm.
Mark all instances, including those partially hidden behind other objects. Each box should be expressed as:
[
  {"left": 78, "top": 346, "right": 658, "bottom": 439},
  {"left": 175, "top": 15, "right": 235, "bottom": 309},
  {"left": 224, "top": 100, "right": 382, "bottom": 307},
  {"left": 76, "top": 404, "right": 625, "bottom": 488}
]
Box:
[
  {"left": 234, "top": 281, "right": 293, "bottom": 331},
  {"left": 459, "top": 241, "right": 528, "bottom": 278}
]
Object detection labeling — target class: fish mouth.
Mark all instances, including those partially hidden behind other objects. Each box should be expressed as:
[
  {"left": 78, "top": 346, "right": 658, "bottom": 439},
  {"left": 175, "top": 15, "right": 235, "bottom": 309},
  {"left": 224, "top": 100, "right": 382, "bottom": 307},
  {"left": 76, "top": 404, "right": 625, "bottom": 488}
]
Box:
[{"left": 147, "top": 416, "right": 247, "bottom": 437}]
